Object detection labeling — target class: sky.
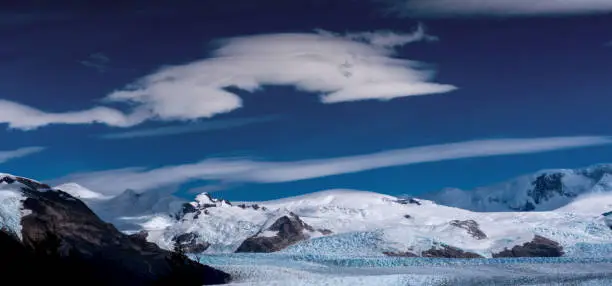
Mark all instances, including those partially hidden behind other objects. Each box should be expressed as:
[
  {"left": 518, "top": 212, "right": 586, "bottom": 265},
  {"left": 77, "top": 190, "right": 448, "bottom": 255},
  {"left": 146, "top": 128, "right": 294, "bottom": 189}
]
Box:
[{"left": 1, "top": 0, "right": 612, "bottom": 201}]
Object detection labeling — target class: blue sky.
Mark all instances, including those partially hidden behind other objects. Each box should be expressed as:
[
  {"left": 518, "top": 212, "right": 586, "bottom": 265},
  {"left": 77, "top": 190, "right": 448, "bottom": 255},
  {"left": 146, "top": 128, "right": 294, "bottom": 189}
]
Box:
[{"left": 1, "top": 0, "right": 612, "bottom": 201}]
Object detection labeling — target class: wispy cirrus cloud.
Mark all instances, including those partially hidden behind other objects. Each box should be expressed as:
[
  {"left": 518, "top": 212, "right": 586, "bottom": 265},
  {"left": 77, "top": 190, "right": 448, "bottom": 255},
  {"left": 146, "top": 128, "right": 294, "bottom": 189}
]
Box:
[
  {"left": 382, "top": 0, "right": 612, "bottom": 17},
  {"left": 51, "top": 136, "right": 611, "bottom": 195},
  {"left": 1, "top": 25, "right": 456, "bottom": 130},
  {"left": 0, "top": 99, "right": 144, "bottom": 130},
  {"left": 0, "top": 146, "right": 46, "bottom": 165},
  {"left": 97, "top": 115, "right": 278, "bottom": 139},
  {"left": 79, "top": 52, "right": 111, "bottom": 73}
]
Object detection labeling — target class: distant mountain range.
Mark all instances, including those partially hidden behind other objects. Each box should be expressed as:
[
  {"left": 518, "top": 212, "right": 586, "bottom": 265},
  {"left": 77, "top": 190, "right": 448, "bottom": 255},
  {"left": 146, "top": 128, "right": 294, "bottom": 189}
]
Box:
[
  {"left": 424, "top": 164, "right": 612, "bottom": 212},
  {"left": 38, "top": 164, "right": 612, "bottom": 259},
  {"left": 2, "top": 164, "right": 612, "bottom": 284}
]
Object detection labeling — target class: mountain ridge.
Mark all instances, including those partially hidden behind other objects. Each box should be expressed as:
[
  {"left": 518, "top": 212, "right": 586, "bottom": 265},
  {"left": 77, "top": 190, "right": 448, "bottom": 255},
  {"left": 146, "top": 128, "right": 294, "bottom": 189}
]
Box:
[
  {"left": 0, "top": 173, "right": 230, "bottom": 285},
  {"left": 5, "top": 163, "right": 612, "bottom": 265}
]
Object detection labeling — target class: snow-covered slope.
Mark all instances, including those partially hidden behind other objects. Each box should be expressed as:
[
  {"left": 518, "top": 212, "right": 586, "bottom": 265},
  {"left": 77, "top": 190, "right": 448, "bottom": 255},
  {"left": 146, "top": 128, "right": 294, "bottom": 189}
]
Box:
[
  {"left": 424, "top": 164, "right": 612, "bottom": 212},
  {"left": 49, "top": 182, "right": 186, "bottom": 232},
  {"left": 139, "top": 187, "right": 612, "bottom": 258},
  {"left": 0, "top": 174, "right": 28, "bottom": 237},
  {"left": 54, "top": 182, "right": 111, "bottom": 200}
]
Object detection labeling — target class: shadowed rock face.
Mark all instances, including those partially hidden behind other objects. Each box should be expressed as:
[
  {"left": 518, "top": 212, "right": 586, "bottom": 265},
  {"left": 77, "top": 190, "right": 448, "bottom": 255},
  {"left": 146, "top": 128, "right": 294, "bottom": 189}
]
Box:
[
  {"left": 237, "top": 203, "right": 268, "bottom": 211},
  {"left": 395, "top": 198, "right": 421, "bottom": 206},
  {"left": 422, "top": 245, "right": 484, "bottom": 258},
  {"left": 493, "top": 235, "right": 564, "bottom": 258},
  {"left": 603, "top": 212, "right": 612, "bottom": 230},
  {"left": 318, "top": 228, "right": 333, "bottom": 235},
  {"left": 450, "top": 220, "right": 487, "bottom": 240},
  {"left": 236, "top": 213, "right": 317, "bottom": 253},
  {"left": 1, "top": 176, "right": 230, "bottom": 286},
  {"left": 528, "top": 173, "right": 571, "bottom": 205},
  {"left": 173, "top": 232, "right": 211, "bottom": 253}
]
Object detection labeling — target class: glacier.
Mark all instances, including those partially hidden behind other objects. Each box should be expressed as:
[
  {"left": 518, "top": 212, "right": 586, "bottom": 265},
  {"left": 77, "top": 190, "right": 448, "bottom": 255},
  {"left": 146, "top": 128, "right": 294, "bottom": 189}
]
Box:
[{"left": 197, "top": 254, "right": 612, "bottom": 285}]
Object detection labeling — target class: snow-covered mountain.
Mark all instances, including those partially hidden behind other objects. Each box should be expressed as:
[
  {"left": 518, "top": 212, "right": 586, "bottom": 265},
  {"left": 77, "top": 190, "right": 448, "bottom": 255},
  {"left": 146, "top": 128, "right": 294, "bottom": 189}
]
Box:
[
  {"left": 0, "top": 173, "right": 230, "bottom": 285},
  {"left": 54, "top": 182, "right": 112, "bottom": 200},
  {"left": 424, "top": 164, "right": 612, "bottom": 212},
  {"left": 139, "top": 187, "right": 612, "bottom": 258},
  {"left": 7, "top": 164, "right": 612, "bottom": 261},
  {"left": 49, "top": 182, "right": 187, "bottom": 232}
]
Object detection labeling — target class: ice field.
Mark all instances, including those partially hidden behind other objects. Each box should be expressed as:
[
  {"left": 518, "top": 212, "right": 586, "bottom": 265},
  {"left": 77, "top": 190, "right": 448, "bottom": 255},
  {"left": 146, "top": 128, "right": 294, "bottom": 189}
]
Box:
[{"left": 200, "top": 254, "right": 612, "bottom": 286}]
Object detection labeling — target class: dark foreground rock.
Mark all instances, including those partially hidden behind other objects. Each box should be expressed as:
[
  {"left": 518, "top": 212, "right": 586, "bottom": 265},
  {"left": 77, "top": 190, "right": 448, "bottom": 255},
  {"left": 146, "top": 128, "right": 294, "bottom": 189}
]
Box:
[
  {"left": 422, "top": 245, "right": 484, "bottom": 258},
  {"left": 236, "top": 213, "right": 324, "bottom": 253},
  {"left": 450, "top": 220, "right": 487, "bottom": 240},
  {"left": 493, "top": 235, "right": 564, "bottom": 258},
  {"left": 0, "top": 175, "right": 230, "bottom": 286}
]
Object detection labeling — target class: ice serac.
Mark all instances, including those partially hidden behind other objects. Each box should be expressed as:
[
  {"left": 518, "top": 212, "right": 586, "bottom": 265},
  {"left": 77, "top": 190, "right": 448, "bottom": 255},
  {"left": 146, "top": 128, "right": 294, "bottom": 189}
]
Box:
[
  {"left": 0, "top": 173, "right": 230, "bottom": 285},
  {"left": 425, "top": 164, "right": 612, "bottom": 212}
]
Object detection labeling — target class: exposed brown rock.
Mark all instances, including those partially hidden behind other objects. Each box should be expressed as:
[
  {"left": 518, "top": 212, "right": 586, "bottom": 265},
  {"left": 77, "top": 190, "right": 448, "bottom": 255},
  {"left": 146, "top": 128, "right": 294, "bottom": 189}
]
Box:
[
  {"left": 173, "top": 232, "right": 211, "bottom": 253},
  {"left": 422, "top": 245, "right": 484, "bottom": 258},
  {"left": 318, "top": 228, "right": 333, "bottom": 235},
  {"left": 236, "top": 213, "right": 314, "bottom": 253},
  {"left": 383, "top": 251, "right": 418, "bottom": 257},
  {"left": 492, "top": 235, "right": 564, "bottom": 258},
  {"left": 450, "top": 220, "right": 487, "bottom": 240}
]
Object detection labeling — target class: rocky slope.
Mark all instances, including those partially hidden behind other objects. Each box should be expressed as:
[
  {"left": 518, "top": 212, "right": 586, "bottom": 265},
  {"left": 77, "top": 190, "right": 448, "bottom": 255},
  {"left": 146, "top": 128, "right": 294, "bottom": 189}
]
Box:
[{"left": 0, "top": 174, "right": 230, "bottom": 285}]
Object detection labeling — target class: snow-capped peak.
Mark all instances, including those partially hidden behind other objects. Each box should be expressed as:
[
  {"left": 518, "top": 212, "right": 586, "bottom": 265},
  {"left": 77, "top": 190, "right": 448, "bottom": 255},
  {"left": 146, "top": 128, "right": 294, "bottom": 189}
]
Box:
[
  {"left": 54, "top": 183, "right": 110, "bottom": 200},
  {"left": 195, "top": 192, "right": 215, "bottom": 205},
  {"left": 424, "top": 164, "right": 612, "bottom": 212}
]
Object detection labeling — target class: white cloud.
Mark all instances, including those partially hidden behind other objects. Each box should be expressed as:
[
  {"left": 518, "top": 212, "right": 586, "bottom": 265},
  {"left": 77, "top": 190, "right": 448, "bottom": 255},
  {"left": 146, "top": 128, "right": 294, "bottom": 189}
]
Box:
[
  {"left": 97, "top": 115, "right": 278, "bottom": 139},
  {"left": 0, "top": 26, "right": 456, "bottom": 130},
  {"left": 386, "top": 0, "right": 612, "bottom": 17},
  {"left": 51, "top": 136, "right": 611, "bottom": 195},
  {"left": 0, "top": 100, "right": 144, "bottom": 130},
  {"left": 0, "top": 146, "right": 46, "bottom": 164},
  {"left": 105, "top": 25, "right": 455, "bottom": 120}
]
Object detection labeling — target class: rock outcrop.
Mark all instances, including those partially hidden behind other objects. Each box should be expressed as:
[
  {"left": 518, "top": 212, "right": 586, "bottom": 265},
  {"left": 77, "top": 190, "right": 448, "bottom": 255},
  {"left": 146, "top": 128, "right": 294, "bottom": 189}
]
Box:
[
  {"left": 395, "top": 198, "right": 422, "bottom": 206},
  {"left": 0, "top": 175, "right": 230, "bottom": 285},
  {"left": 236, "top": 213, "right": 323, "bottom": 253},
  {"left": 173, "top": 232, "right": 211, "bottom": 253},
  {"left": 383, "top": 251, "right": 418, "bottom": 257},
  {"left": 422, "top": 245, "right": 484, "bottom": 258},
  {"left": 603, "top": 211, "right": 612, "bottom": 230},
  {"left": 450, "top": 220, "right": 487, "bottom": 240},
  {"left": 493, "top": 235, "right": 564, "bottom": 258}
]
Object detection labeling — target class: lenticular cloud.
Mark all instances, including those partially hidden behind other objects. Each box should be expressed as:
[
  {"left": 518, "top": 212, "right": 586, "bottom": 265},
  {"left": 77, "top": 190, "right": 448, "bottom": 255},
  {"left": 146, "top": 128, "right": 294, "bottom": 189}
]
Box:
[
  {"left": 106, "top": 26, "right": 456, "bottom": 121},
  {"left": 0, "top": 26, "right": 456, "bottom": 130}
]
